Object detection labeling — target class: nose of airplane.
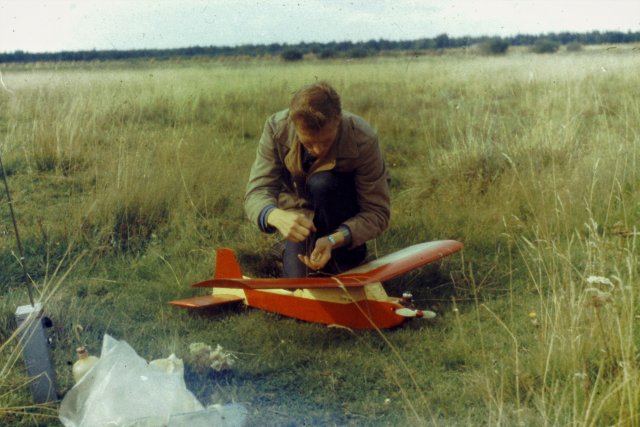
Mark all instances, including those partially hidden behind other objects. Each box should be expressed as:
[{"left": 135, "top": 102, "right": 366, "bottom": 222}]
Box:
[{"left": 394, "top": 307, "right": 437, "bottom": 319}]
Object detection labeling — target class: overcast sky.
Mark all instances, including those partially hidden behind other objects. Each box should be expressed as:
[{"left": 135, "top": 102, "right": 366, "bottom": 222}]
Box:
[{"left": 1, "top": 0, "right": 639, "bottom": 53}]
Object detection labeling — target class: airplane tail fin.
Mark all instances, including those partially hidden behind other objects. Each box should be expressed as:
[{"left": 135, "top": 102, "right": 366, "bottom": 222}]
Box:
[{"left": 214, "top": 248, "right": 243, "bottom": 279}]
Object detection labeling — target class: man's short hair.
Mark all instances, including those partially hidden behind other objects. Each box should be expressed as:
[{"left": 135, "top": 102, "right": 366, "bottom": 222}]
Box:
[{"left": 289, "top": 81, "right": 342, "bottom": 132}]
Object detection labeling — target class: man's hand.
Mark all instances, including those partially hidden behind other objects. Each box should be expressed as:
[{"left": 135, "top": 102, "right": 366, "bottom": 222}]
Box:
[
  {"left": 267, "top": 208, "right": 316, "bottom": 242},
  {"left": 298, "top": 237, "right": 333, "bottom": 271}
]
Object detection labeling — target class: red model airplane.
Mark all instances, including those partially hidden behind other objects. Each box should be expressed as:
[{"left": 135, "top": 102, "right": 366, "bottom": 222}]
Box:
[{"left": 170, "top": 240, "right": 463, "bottom": 330}]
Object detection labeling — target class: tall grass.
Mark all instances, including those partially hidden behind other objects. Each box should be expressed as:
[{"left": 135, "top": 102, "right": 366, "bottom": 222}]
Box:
[
  {"left": 1, "top": 51, "right": 639, "bottom": 425},
  {"left": 0, "top": 243, "right": 84, "bottom": 425}
]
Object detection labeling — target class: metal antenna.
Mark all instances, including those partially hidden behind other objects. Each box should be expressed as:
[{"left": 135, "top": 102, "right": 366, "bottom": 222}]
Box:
[{"left": 0, "top": 152, "right": 35, "bottom": 306}]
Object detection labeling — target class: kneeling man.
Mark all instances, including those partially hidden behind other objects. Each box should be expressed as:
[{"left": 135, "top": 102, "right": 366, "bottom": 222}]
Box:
[{"left": 244, "top": 81, "right": 390, "bottom": 277}]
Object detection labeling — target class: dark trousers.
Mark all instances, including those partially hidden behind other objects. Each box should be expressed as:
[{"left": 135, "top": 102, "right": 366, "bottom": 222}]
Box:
[{"left": 283, "top": 171, "right": 366, "bottom": 277}]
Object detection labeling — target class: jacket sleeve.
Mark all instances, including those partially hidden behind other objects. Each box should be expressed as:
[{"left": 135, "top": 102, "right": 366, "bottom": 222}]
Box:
[
  {"left": 244, "top": 116, "right": 285, "bottom": 228},
  {"left": 342, "top": 136, "right": 391, "bottom": 248}
]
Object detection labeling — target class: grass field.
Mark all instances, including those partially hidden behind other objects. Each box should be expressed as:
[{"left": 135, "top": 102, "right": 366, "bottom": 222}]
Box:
[{"left": 1, "top": 47, "right": 639, "bottom": 426}]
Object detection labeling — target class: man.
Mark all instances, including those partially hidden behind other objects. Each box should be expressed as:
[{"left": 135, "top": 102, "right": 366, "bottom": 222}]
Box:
[{"left": 244, "top": 81, "right": 390, "bottom": 277}]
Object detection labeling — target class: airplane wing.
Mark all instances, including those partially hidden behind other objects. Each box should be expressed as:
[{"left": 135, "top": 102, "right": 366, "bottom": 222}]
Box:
[
  {"left": 339, "top": 240, "right": 463, "bottom": 283},
  {"left": 193, "top": 240, "right": 462, "bottom": 290},
  {"left": 192, "top": 275, "right": 371, "bottom": 289},
  {"left": 168, "top": 293, "right": 244, "bottom": 309}
]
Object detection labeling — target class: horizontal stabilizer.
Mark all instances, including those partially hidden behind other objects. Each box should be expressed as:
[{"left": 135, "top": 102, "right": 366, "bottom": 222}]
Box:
[{"left": 168, "top": 294, "right": 244, "bottom": 309}]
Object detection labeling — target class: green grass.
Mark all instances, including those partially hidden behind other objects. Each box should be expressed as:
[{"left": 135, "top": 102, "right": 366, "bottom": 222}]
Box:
[{"left": 1, "top": 50, "right": 639, "bottom": 425}]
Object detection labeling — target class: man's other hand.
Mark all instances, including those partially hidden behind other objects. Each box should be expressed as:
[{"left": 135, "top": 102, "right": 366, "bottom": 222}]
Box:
[
  {"left": 298, "top": 237, "right": 333, "bottom": 270},
  {"left": 267, "top": 209, "right": 316, "bottom": 242}
]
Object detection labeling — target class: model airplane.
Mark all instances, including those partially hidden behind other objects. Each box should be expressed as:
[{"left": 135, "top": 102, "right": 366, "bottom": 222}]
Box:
[{"left": 170, "top": 240, "right": 463, "bottom": 330}]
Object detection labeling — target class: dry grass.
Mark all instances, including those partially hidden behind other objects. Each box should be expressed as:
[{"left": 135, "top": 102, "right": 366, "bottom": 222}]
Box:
[{"left": 1, "top": 50, "right": 639, "bottom": 425}]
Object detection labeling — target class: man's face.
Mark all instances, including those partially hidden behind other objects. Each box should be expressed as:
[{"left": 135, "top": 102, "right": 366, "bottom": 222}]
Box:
[{"left": 296, "top": 120, "right": 339, "bottom": 158}]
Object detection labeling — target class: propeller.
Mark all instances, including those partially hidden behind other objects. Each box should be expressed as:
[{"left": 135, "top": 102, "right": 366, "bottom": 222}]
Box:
[
  {"left": 394, "top": 307, "right": 436, "bottom": 319},
  {"left": 395, "top": 291, "right": 437, "bottom": 319}
]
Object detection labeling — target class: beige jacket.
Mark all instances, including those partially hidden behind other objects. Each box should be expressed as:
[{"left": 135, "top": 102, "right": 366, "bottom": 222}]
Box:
[{"left": 244, "top": 109, "right": 390, "bottom": 248}]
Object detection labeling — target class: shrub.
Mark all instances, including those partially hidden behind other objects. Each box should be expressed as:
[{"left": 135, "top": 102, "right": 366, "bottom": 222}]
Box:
[
  {"left": 281, "top": 49, "right": 303, "bottom": 61},
  {"left": 318, "top": 49, "right": 337, "bottom": 59},
  {"left": 479, "top": 38, "right": 509, "bottom": 55},
  {"left": 346, "top": 48, "right": 369, "bottom": 59},
  {"left": 531, "top": 38, "right": 560, "bottom": 54},
  {"left": 566, "top": 41, "right": 583, "bottom": 52}
]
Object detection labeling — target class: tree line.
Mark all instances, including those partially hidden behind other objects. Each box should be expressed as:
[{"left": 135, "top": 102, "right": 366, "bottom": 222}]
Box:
[{"left": 1, "top": 30, "right": 639, "bottom": 63}]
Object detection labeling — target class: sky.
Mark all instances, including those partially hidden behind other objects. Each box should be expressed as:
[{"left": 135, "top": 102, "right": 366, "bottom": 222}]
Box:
[{"left": 1, "top": 0, "right": 639, "bottom": 53}]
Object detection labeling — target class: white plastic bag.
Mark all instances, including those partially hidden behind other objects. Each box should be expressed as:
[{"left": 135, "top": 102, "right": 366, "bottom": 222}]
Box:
[{"left": 59, "top": 334, "right": 246, "bottom": 427}]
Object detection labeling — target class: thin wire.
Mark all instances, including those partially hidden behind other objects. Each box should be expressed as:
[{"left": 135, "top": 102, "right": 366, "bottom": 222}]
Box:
[{"left": 0, "top": 152, "right": 35, "bottom": 306}]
